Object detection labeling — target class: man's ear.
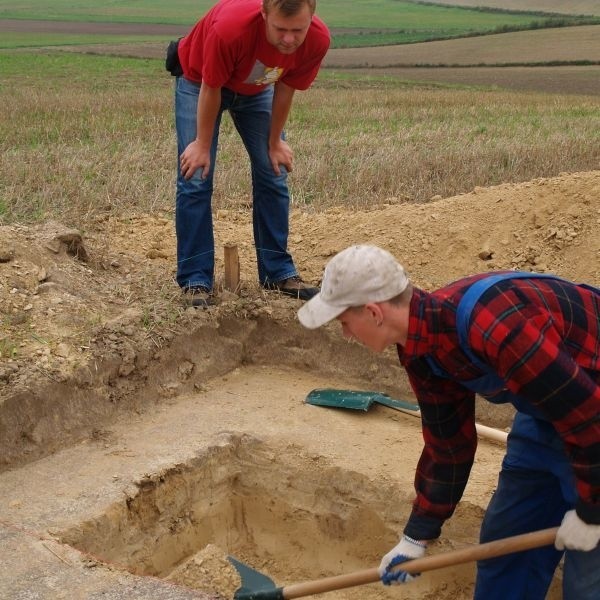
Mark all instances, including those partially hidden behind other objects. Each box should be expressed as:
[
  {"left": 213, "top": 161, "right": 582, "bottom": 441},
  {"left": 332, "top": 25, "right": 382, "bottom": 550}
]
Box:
[
  {"left": 364, "top": 302, "right": 384, "bottom": 324},
  {"left": 260, "top": 6, "right": 267, "bottom": 21}
]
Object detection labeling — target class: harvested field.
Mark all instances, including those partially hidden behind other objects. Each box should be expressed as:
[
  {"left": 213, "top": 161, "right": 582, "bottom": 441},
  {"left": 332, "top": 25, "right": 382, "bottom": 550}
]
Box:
[
  {"left": 323, "top": 25, "right": 600, "bottom": 67},
  {"left": 49, "top": 24, "right": 600, "bottom": 67},
  {"left": 335, "top": 65, "right": 600, "bottom": 96},
  {"left": 15, "top": 21, "right": 598, "bottom": 95},
  {"left": 429, "top": 0, "right": 600, "bottom": 16},
  {"left": 30, "top": 47, "right": 600, "bottom": 96}
]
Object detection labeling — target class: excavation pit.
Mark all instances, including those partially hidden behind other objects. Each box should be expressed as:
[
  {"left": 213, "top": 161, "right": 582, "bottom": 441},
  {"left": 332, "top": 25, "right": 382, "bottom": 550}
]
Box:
[
  {"left": 58, "top": 433, "right": 480, "bottom": 600},
  {"left": 0, "top": 315, "right": 558, "bottom": 599}
]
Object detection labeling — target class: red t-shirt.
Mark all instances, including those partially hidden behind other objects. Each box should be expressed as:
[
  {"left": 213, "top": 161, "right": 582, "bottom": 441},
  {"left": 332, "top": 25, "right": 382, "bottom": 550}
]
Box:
[{"left": 178, "top": 0, "right": 330, "bottom": 95}]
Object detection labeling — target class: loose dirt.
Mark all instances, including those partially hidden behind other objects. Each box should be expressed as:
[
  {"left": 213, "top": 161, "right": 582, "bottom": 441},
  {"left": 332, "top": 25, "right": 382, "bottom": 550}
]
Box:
[{"left": 1, "top": 170, "right": 598, "bottom": 599}]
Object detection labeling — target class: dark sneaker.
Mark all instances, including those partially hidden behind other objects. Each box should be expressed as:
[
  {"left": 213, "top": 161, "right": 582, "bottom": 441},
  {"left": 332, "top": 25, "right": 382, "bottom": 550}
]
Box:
[
  {"left": 182, "top": 285, "right": 215, "bottom": 308},
  {"left": 265, "top": 275, "right": 319, "bottom": 301}
]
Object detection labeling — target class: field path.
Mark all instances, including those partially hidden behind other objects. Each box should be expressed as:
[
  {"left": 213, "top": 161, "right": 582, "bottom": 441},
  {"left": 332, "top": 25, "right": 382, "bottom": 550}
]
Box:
[
  {"left": 324, "top": 25, "right": 600, "bottom": 67},
  {"left": 0, "top": 18, "right": 190, "bottom": 36},
  {"left": 430, "top": 0, "right": 599, "bottom": 16}
]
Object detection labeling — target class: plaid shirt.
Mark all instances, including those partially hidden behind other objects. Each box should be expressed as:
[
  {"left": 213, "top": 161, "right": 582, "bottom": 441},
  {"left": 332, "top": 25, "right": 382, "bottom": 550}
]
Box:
[{"left": 398, "top": 273, "right": 600, "bottom": 541}]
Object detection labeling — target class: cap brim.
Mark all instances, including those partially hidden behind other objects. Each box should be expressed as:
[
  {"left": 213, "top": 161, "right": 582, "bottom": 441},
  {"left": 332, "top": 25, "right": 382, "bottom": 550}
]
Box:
[{"left": 297, "top": 293, "right": 347, "bottom": 329}]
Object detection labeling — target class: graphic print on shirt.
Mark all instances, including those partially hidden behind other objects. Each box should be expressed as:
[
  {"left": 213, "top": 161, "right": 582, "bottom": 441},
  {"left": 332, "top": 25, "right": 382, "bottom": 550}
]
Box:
[{"left": 244, "top": 61, "right": 283, "bottom": 85}]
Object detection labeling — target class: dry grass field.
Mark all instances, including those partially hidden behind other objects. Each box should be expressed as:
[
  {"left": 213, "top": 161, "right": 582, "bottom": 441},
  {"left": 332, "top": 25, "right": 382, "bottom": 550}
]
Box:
[
  {"left": 430, "top": 0, "right": 600, "bottom": 16},
  {"left": 324, "top": 25, "right": 600, "bottom": 67},
  {"left": 1, "top": 49, "right": 598, "bottom": 224},
  {"left": 322, "top": 24, "right": 600, "bottom": 95},
  {"left": 343, "top": 65, "right": 600, "bottom": 95}
]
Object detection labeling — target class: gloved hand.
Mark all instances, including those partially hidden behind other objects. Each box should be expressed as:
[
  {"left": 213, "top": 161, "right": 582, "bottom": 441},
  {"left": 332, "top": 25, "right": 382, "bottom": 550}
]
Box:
[
  {"left": 555, "top": 510, "right": 600, "bottom": 551},
  {"left": 378, "top": 535, "right": 426, "bottom": 585}
]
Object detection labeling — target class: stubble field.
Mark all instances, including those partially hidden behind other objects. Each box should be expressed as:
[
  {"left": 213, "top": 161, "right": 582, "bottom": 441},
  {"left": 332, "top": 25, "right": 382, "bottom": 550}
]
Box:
[{"left": 428, "top": 0, "right": 600, "bottom": 16}]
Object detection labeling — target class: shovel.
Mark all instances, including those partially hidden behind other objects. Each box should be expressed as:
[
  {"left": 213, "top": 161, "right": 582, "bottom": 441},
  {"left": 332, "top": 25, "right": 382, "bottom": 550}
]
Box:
[
  {"left": 229, "top": 527, "right": 557, "bottom": 599},
  {"left": 305, "top": 388, "right": 508, "bottom": 444}
]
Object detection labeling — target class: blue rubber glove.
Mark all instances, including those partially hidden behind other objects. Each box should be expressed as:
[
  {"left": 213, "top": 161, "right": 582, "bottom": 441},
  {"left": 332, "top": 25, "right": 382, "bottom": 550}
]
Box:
[{"left": 378, "top": 535, "right": 426, "bottom": 585}]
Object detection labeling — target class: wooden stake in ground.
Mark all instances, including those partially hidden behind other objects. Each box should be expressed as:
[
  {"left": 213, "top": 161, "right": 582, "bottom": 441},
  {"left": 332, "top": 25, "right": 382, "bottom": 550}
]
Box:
[{"left": 224, "top": 243, "right": 240, "bottom": 292}]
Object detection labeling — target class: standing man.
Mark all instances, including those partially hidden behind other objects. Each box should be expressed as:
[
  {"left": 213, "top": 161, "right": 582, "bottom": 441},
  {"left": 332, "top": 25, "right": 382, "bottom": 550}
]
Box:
[
  {"left": 172, "top": 0, "right": 329, "bottom": 306},
  {"left": 298, "top": 244, "right": 600, "bottom": 599}
]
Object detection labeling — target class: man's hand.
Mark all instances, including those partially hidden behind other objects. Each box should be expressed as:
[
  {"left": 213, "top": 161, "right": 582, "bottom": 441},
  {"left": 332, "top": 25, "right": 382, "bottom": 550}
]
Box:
[
  {"left": 555, "top": 510, "right": 600, "bottom": 551},
  {"left": 268, "top": 138, "right": 293, "bottom": 176},
  {"left": 378, "top": 535, "right": 426, "bottom": 585},
  {"left": 180, "top": 140, "right": 211, "bottom": 180}
]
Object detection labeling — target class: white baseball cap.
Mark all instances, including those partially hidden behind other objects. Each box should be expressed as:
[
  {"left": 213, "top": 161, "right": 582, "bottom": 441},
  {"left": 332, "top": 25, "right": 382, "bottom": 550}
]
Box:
[{"left": 297, "top": 244, "right": 410, "bottom": 329}]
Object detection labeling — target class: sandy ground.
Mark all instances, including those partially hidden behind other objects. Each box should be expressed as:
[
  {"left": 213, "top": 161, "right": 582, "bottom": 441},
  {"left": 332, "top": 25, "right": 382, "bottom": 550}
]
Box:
[
  {"left": 1, "top": 170, "right": 598, "bottom": 598},
  {"left": 0, "top": 365, "right": 512, "bottom": 599}
]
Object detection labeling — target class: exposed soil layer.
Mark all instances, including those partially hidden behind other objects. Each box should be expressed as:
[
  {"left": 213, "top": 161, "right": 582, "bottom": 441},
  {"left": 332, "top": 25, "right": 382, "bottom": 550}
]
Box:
[{"left": 1, "top": 364, "right": 540, "bottom": 599}]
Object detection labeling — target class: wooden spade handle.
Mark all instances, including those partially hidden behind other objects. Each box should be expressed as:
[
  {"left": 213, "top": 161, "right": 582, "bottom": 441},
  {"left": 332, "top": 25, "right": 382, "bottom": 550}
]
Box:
[
  {"left": 282, "top": 527, "right": 558, "bottom": 599},
  {"left": 392, "top": 405, "right": 508, "bottom": 444}
]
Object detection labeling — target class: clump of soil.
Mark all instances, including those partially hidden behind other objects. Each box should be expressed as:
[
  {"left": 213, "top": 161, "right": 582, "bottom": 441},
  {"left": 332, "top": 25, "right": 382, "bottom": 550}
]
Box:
[{"left": 166, "top": 544, "right": 240, "bottom": 599}]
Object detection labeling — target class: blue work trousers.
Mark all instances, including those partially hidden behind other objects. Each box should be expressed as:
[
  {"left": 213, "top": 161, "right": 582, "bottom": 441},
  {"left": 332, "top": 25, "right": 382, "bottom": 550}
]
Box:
[
  {"left": 174, "top": 77, "right": 298, "bottom": 289},
  {"left": 475, "top": 413, "right": 600, "bottom": 599}
]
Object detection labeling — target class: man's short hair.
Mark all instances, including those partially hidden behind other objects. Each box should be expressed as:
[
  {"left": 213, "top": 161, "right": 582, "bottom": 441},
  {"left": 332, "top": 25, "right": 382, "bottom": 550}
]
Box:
[
  {"left": 263, "top": 0, "right": 316, "bottom": 16},
  {"left": 387, "top": 283, "right": 413, "bottom": 306}
]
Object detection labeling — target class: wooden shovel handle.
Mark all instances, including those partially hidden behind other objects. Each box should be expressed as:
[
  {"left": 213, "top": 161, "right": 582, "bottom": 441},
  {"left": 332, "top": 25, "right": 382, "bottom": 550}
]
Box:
[
  {"left": 392, "top": 405, "right": 508, "bottom": 444},
  {"left": 282, "top": 527, "right": 558, "bottom": 599}
]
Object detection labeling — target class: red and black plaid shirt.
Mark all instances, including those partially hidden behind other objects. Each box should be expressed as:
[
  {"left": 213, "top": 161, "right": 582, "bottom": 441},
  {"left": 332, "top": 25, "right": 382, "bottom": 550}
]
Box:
[{"left": 398, "top": 273, "right": 600, "bottom": 540}]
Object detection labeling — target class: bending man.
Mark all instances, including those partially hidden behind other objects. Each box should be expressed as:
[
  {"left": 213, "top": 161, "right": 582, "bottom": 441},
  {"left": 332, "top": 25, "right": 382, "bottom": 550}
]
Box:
[
  {"left": 173, "top": 0, "right": 330, "bottom": 305},
  {"left": 298, "top": 244, "right": 600, "bottom": 599}
]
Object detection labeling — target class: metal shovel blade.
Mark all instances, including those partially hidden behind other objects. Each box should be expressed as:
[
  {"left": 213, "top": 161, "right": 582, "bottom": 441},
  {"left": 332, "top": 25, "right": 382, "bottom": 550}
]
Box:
[
  {"left": 229, "top": 556, "right": 284, "bottom": 600},
  {"left": 305, "top": 388, "right": 419, "bottom": 413}
]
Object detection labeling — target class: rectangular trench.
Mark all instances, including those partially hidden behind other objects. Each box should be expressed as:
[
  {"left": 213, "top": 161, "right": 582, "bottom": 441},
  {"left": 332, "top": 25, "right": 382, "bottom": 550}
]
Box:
[{"left": 58, "top": 433, "right": 479, "bottom": 600}]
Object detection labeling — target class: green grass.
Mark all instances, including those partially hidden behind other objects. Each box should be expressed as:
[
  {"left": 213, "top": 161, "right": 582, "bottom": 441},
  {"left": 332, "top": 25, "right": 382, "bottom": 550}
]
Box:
[
  {"left": 0, "top": 32, "right": 172, "bottom": 49},
  {"left": 0, "top": 0, "right": 201, "bottom": 23},
  {"left": 0, "top": 0, "right": 595, "bottom": 49},
  {"left": 0, "top": 337, "right": 18, "bottom": 359},
  {"left": 1, "top": 50, "right": 598, "bottom": 225},
  {"left": 0, "top": 51, "right": 162, "bottom": 87}
]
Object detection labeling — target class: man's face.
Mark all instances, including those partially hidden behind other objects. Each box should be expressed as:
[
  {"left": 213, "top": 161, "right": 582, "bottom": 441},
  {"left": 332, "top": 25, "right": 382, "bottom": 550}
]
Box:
[
  {"left": 262, "top": 4, "right": 312, "bottom": 54},
  {"left": 337, "top": 306, "right": 388, "bottom": 353}
]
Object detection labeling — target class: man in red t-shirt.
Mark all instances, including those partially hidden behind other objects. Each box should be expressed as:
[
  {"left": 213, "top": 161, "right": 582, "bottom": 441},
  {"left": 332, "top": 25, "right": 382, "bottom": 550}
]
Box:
[{"left": 172, "top": 0, "right": 330, "bottom": 307}]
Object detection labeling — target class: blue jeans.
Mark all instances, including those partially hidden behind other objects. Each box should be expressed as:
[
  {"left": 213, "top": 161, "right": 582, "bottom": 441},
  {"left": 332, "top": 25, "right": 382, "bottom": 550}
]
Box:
[
  {"left": 174, "top": 77, "right": 298, "bottom": 289},
  {"left": 474, "top": 413, "right": 600, "bottom": 600}
]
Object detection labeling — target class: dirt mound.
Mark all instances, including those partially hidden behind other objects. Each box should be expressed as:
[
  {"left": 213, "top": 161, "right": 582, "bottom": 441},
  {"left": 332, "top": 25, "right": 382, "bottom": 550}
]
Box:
[
  {"left": 0, "top": 169, "right": 597, "bottom": 469},
  {"left": 1, "top": 170, "right": 598, "bottom": 404}
]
